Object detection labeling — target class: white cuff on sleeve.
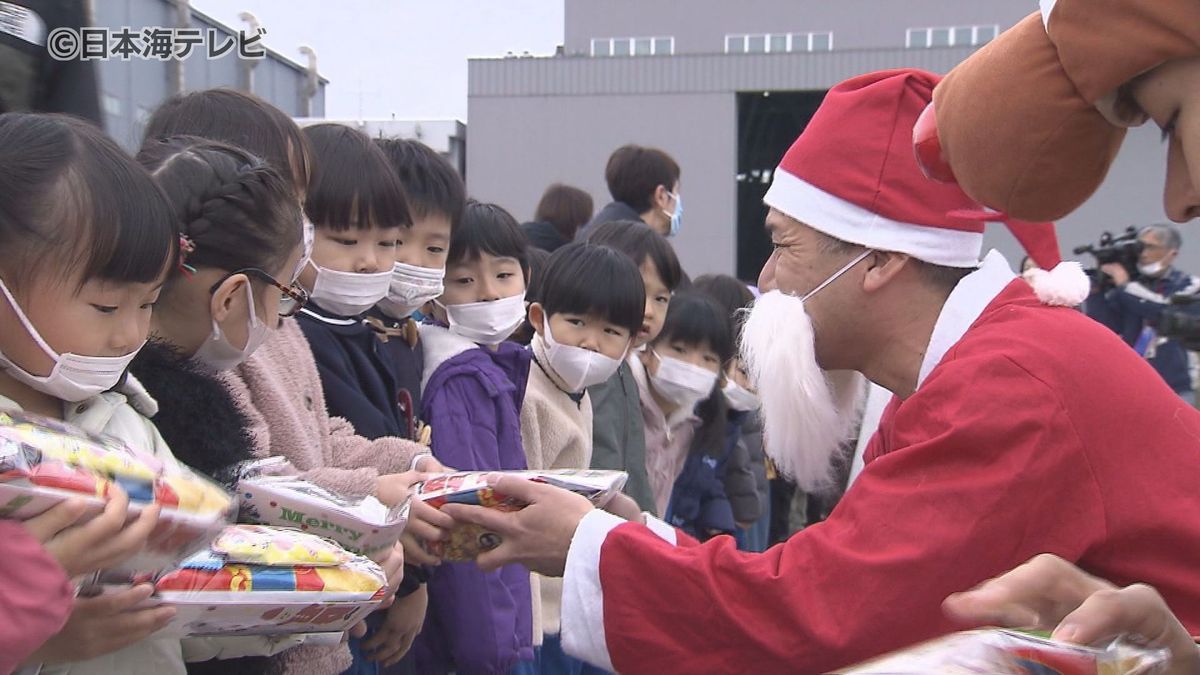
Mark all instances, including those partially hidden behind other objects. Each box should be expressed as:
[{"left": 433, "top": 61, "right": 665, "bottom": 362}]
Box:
[
  {"left": 561, "top": 509, "right": 625, "bottom": 672},
  {"left": 409, "top": 452, "right": 434, "bottom": 472},
  {"left": 642, "top": 513, "right": 678, "bottom": 544}
]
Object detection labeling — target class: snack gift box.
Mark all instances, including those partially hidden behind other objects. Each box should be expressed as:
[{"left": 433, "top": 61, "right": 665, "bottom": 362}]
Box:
[
  {"left": 0, "top": 410, "right": 234, "bottom": 573},
  {"left": 415, "top": 469, "right": 628, "bottom": 561},
  {"left": 154, "top": 524, "right": 389, "bottom": 637},
  {"left": 235, "top": 458, "right": 410, "bottom": 557},
  {"left": 839, "top": 629, "right": 1169, "bottom": 674}
]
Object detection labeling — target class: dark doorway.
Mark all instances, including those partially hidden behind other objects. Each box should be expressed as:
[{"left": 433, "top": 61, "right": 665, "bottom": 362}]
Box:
[{"left": 736, "top": 90, "right": 827, "bottom": 282}]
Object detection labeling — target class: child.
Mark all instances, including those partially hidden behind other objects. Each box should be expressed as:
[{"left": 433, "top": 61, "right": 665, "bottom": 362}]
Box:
[
  {"left": 509, "top": 246, "right": 551, "bottom": 347},
  {"left": 633, "top": 291, "right": 735, "bottom": 538},
  {"left": 415, "top": 200, "right": 535, "bottom": 674},
  {"left": 583, "top": 221, "right": 684, "bottom": 515},
  {"left": 368, "top": 137, "right": 465, "bottom": 674},
  {"left": 0, "top": 113, "right": 181, "bottom": 672},
  {"left": 139, "top": 90, "right": 448, "bottom": 675},
  {"left": 371, "top": 137, "right": 466, "bottom": 440},
  {"left": 693, "top": 274, "right": 768, "bottom": 551},
  {"left": 294, "top": 123, "right": 410, "bottom": 441},
  {"left": 521, "top": 243, "right": 644, "bottom": 673}
]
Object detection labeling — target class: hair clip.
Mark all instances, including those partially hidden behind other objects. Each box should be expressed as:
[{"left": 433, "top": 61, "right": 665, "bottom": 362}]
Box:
[{"left": 178, "top": 234, "right": 198, "bottom": 278}]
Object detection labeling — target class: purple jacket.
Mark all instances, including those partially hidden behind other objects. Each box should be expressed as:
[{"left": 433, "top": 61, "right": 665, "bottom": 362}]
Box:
[{"left": 413, "top": 324, "right": 534, "bottom": 674}]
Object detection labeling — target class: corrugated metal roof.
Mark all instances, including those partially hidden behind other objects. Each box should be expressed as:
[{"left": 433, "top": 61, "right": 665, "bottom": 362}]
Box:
[{"left": 469, "top": 47, "right": 977, "bottom": 97}]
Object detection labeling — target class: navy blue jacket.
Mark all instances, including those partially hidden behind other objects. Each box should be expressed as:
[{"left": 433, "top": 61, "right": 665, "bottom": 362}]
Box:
[
  {"left": 1086, "top": 267, "right": 1200, "bottom": 393},
  {"left": 665, "top": 416, "right": 739, "bottom": 541},
  {"left": 297, "top": 303, "right": 418, "bottom": 441}
]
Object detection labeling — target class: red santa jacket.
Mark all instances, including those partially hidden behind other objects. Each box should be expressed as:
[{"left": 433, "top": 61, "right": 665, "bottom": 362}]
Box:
[{"left": 564, "top": 276, "right": 1200, "bottom": 674}]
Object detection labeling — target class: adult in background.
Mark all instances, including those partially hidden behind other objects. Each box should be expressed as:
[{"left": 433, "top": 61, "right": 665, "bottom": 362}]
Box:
[
  {"left": 523, "top": 183, "right": 594, "bottom": 253},
  {"left": 577, "top": 144, "right": 682, "bottom": 240}
]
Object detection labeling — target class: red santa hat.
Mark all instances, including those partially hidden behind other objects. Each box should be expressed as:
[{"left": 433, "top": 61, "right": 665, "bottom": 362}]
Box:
[{"left": 763, "top": 68, "right": 1088, "bottom": 306}]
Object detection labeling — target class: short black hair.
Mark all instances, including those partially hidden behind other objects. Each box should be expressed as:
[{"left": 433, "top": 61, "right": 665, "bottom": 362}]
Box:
[
  {"left": 653, "top": 291, "right": 731, "bottom": 458},
  {"left": 374, "top": 138, "right": 465, "bottom": 231},
  {"left": 692, "top": 274, "right": 754, "bottom": 343},
  {"left": 143, "top": 88, "right": 313, "bottom": 197},
  {"left": 652, "top": 291, "right": 735, "bottom": 365},
  {"left": 302, "top": 123, "right": 410, "bottom": 232},
  {"left": 585, "top": 220, "right": 683, "bottom": 291},
  {"left": 449, "top": 200, "right": 530, "bottom": 277},
  {"left": 138, "top": 136, "right": 302, "bottom": 278},
  {"left": 534, "top": 183, "right": 594, "bottom": 242},
  {"left": 536, "top": 243, "right": 645, "bottom": 336},
  {"left": 605, "top": 144, "right": 680, "bottom": 214},
  {"left": 0, "top": 113, "right": 178, "bottom": 289}
]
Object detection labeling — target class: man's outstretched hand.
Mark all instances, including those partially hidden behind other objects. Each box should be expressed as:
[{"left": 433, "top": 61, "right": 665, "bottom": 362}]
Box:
[{"left": 440, "top": 474, "right": 594, "bottom": 577}]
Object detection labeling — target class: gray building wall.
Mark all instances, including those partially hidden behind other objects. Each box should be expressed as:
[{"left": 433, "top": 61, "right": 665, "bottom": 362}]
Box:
[
  {"left": 564, "top": 0, "right": 1033, "bottom": 55},
  {"left": 92, "top": 0, "right": 326, "bottom": 149},
  {"left": 469, "top": 1, "right": 1189, "bottom": 279}
]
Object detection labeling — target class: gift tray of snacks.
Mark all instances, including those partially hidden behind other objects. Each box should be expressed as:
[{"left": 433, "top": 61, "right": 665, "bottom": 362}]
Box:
[{"left": 0, "top": 410, "right": 234, "bottom": 573}]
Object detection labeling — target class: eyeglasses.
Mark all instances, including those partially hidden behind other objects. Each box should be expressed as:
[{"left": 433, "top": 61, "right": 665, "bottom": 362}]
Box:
[{"left": 209, "top": 268, "right": 310, "bottom": 318}]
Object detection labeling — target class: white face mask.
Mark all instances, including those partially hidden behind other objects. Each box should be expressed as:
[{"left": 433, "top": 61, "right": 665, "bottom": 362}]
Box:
[
  {"left": 649, "top": 351, "right": 718, "bottom": 408},
  {"left": 723, "top": 380, "right": 761, "bottom": 412},
  {"left": 193, "top": 283, "right": 271, "bottom": 372},
  {"left": 441, "top": 293, "right": 527, "bottom": 345},
  {"left": 306, "top": 260, "right": 392, "bottom": 317},
  {"left": 1138, "top": 259, "right": 1168, "bottom": 277},
  {"left": 540, "top": 318, "right": 624, "bottom": 393},
  {"left": 293, "top": 216, "right": 315, "bottom": 283},
  {"left": 377, "top": 262, "right": 445, "bottom": 320},
  {"left": 0, "top": 278, "right": 143, "bottom": 403}
]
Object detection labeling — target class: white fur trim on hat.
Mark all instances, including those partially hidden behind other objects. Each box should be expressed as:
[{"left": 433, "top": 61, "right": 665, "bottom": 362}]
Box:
[
  {"left": 764, "top": 170, "right": 984, "bottom": 268},
  {"left": 1024, "top": 261, "right": 1090, "bottom": 306}
]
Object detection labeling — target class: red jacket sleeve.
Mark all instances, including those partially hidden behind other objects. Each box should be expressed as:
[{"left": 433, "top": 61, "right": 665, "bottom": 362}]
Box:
[
  {"left": 0, "top": 522, "right": 75, "bottom": 672},
  {"left": 595, "top": 356, "right": 1106, "bottom": 674}
]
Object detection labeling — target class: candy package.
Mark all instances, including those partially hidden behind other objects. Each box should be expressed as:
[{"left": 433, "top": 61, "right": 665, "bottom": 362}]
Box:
[
  {"left": 415, "top": 470, "right": 628, "bottom": 561},
  {"left": 0, "top": 411, "right": 234, "bottom": 573},
  {"left": 234, "top": 458, "right": 410, "bottom": 557},
  {"left": 839, "top": 629, "right": 1170, "bottom": 674},
  {"left": 153, "top": 524, "right": 389, "bottom": 637}
]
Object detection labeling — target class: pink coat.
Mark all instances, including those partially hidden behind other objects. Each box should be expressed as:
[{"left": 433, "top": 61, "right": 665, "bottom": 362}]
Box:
[
  {"left": 0, "top": 521, "right": 74, "bottom": 674},
  {"left": 222, "top": 318, "right": 426, "bottom": 674}
]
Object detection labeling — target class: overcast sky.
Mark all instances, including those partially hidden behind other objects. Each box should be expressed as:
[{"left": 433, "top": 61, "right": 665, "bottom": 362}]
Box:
[{"left": 194, "top": 0, "right": 563, "bottom": 121}]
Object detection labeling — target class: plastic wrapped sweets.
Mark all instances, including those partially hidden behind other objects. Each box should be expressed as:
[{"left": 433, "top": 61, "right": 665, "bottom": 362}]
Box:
[
  {"left": 153, "top": 524, "right": 389, "bottom": 637},
  {"left": 233, "top": 457, "right": 410, "bottom": 558},
  {"left": 415, "top": 469, "right": 628, "bottom": 561},
  {"left": 0, "top": 410, "right": 234, "bottom": 573},
  {"left": 839, "top": 629, "right": 1170, "bottom": 674}
]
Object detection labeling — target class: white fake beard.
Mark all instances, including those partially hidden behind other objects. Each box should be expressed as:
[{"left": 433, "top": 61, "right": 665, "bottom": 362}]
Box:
[{"left": 740, "top": 290, "right": 866, "bottom": 492}]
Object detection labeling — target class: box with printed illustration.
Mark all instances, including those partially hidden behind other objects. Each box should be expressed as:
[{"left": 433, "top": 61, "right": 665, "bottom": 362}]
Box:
[
  {"left": 414, "top": 469, "right": 628, "bottom": 562},
  {"left": 0, "top": 410, "right": 234, "bottom": 573}
]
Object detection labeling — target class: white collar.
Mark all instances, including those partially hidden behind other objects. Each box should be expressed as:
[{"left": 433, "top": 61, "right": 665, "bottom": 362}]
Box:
[{"left": 916, "top": 249, "right": 1016, "bottom": 389}]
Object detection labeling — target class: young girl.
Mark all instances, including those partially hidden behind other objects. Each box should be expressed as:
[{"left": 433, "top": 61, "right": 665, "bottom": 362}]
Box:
[
  {"left": 0, "top": 113, "right": 181, "bottom": 672},
  {"left": 521, "top": 243, "right": 643, "bottom": 673},
  {"left": 583, "top": 221, "right": 684, "bottom": 515},
  {"left": 693, "top": 274, "right": 767, "bottom": 551},
  {"left": 633, "top": 291, "right": 736, "bottom": 538},
  {"left": 139, "top": 90, "right": 448, "bottom": 673},
  {"left": 416, "top": 200, "right": 536, "bottom": 674}
]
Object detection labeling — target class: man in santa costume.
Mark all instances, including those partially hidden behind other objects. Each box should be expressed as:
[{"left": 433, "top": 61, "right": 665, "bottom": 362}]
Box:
[{"left": 442, "top": 68, "right": 1200, "bottom": 673}]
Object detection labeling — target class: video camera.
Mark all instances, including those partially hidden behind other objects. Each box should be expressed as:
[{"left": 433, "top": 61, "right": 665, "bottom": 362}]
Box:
[
  {"left": 1073, "top": 226, "right": 1144, "bottom": 293},
  {"left": 1159, "top": 294, "right": 1200, "bottom": 349}
]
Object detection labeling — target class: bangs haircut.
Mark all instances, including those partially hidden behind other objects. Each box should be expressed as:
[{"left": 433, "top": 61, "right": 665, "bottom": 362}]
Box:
[
  {"left": 374, "top": 137, "right": 465, "bottom": 230},
  {"left": 653, "top": 291, "right": 734, "bottom": 365},
  {"left": 585, "top": 219, "right": 683, "bottom": 291},
  {"left": 143, "top": 88, "right": 314, "bottom": 196},
  {"left": 537, "top": 243, "right": 645, "bottom": 336},
  {"left": 449, "top": 200, "right": 530, "bottom": 276},
  {"left": 0, "top": 113, "right": 178, "bottom": 290},
  {"left": 303, "top": 123, "right": 410, "bottom": 232}
]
